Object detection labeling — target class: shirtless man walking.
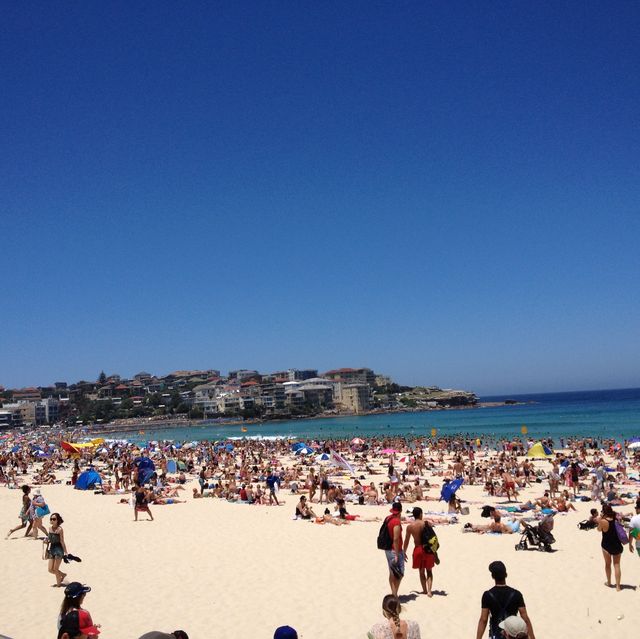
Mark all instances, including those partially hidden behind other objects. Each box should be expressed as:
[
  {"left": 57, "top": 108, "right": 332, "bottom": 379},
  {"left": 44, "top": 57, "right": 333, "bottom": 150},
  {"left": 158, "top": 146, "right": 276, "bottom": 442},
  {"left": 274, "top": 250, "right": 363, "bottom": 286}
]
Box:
[
  {"left": 403, "top": 507, "right": 438, "bottom": 597},
  {"left": 502, "top": 469, "right": 516, "bottom": 502}
]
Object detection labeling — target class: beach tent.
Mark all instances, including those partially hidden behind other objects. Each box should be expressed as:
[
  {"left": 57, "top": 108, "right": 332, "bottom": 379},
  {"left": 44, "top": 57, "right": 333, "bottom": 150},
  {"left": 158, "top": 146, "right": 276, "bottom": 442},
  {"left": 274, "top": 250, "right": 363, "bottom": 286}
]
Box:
[
  {"left": 166, "top": 459, "right": 178, "bottom": 474},
  {"left": 526, "top": 442, "right": 553, "bottom": 458},
  {"left": 75, "top": 469, "right": 102, "bottom": 490}
]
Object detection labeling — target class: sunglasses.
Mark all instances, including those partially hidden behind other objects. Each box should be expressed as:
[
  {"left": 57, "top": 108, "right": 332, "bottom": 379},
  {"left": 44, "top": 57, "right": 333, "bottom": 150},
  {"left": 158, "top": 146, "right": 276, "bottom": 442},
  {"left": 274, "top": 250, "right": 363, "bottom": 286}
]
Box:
[{"left": 50, "top": 517, "right": 58, "bottom": 521}]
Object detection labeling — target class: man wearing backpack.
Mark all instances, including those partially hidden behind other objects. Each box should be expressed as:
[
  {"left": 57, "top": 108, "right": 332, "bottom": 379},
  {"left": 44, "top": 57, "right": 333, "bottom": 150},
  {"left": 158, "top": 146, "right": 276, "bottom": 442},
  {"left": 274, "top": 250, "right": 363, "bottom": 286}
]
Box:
[
  {"left": 403, "top": 506, "right": 438, "bottom": 597},
  {"left": 476, "top": 561, "right": 535, "bottom": 639},
  {"left": 379, "top": 501, "right": 405, "bottom": 597}
]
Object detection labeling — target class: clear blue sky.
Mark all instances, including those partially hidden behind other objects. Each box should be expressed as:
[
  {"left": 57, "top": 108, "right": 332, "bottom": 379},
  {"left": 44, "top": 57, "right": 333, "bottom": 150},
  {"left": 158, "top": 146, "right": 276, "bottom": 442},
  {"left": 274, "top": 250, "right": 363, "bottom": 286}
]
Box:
[{"left": 1, "top": 2, "right": 639, "bottom": 395}]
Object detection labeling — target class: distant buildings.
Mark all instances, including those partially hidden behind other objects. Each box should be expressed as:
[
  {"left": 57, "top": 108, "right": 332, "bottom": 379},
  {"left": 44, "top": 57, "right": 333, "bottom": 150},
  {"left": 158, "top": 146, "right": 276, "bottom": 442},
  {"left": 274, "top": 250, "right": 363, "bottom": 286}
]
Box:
[
  {"left": 0, "top": 364, "right": 475, "bottom": 428},
  {"left": 323, "top": 367, "right": 376, "bottom": 386}
]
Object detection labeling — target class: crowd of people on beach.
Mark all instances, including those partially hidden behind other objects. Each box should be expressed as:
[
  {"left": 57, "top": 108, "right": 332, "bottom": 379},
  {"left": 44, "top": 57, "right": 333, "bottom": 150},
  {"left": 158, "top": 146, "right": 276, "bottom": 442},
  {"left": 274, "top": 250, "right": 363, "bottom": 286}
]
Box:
[{"left": 2, "top": 429, "right": 640, "bottom": 637}]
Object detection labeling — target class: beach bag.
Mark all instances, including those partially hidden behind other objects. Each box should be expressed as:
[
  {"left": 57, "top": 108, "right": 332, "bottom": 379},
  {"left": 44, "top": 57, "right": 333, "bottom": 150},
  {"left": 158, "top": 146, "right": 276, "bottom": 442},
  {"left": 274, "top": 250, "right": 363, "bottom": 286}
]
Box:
[
  {"left": 421, "top": 522, "right": 440, "bottom": 555},
  {"left": 377, "top": 516, "right": 393, "bottom": 550},
  {"left": 36, "top": 504, "right": 50, "bottom": 518},
  {"left": 615, "top": 521, "right": 629, "bottom": 545}
]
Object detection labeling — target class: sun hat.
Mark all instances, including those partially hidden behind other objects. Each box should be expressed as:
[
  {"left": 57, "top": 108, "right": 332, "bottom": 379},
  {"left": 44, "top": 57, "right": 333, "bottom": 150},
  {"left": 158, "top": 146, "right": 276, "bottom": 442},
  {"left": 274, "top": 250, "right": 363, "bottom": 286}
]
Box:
[
  {"left": 64, "top": 582, "right": 91, "bottom": 598},
  {"left": 59, "top": 609, "right": 100, "bottom": 636},
  {"left": 498, "top": 615, "right": 528, "bottom": 638},
  {"left": 274, "top": 626, "right": 298, "bottom": 639}
]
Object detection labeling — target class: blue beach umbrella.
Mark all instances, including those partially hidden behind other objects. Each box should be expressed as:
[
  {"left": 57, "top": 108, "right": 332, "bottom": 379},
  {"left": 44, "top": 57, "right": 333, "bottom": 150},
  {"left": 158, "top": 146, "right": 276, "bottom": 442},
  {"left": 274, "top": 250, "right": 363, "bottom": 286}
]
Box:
[
  {"left": 291, "top": 442, "right": 306, "bottom": 451},
  {"left": 295, "top": 446, "right": 313, "bottom": 455},
  {"left": 225, "top": 443, "right": 234, "bottom": 452},
  {"left": 316, "top": 453, "right": 330, "bottom": 461},
  {"left": 440, "top": 478, "right": 464, "bottom": 502}
]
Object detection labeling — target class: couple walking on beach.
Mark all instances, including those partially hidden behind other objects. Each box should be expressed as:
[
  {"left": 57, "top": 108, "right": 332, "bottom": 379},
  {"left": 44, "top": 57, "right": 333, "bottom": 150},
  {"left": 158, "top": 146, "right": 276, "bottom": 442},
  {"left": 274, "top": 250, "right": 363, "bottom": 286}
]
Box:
[{"left": 379, "top": 502, "right": 438, "bottom": 598}]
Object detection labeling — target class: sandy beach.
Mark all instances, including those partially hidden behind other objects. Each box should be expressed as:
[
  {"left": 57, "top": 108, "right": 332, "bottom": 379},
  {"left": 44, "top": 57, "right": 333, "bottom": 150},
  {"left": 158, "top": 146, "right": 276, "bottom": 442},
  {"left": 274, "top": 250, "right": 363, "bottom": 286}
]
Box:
[{"left": 2, "top": 444, "right": 639, "bottom": 639}]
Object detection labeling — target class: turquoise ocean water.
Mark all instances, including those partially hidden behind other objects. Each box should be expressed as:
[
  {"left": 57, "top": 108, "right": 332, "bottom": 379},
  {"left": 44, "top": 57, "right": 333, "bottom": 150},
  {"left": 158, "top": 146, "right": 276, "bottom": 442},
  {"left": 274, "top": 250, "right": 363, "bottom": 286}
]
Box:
[{"left": 118, "top": 388, "right": 640, "bottom": 444}]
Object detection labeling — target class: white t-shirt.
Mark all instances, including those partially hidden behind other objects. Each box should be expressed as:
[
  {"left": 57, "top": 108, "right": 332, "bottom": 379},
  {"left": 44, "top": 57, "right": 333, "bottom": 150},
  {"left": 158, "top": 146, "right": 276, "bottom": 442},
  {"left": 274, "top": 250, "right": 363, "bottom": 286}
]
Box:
[{"left": 629, "top": 514, "right": 640, "bottom": 530}]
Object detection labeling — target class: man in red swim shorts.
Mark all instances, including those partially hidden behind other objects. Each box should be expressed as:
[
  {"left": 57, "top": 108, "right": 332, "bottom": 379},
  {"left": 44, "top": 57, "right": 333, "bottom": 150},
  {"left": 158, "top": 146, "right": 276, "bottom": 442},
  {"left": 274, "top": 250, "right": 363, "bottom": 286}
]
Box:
[{"left": 403, "top": 507, "right": 438, "bottom": 597}]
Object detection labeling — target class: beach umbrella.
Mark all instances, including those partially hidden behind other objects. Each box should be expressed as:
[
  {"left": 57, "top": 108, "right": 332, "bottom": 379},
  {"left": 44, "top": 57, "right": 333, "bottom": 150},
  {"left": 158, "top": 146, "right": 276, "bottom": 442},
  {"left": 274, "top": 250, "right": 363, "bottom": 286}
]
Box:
[
  {"left": 350, "top": 438, "right": 364, "bottom": 445},
  {"left": 291, "top": 442, "right": 306, "bottom": 451},
  {"left": 398, "top": 456, "right": 409, "bottom": 463},
  {"left": 294, "top": 446, "right": 313, "bottom": 455},
  {"left": 628, "top": 441, "right": 640, "bottom": 449},
  {"left": 11, "top": 445, "right": 20, "bottom": 453},
  {"left": 440, "top": 478, "right": 464, "bottom": 502},
  {"left": 316, "top": 453, "right": 330, "bottom": 461},
  {"left": 379, "top": 448, "right": 397, "bottom": 454},
  {"left": 225, "top": 443, "right": 234, "bottom": 452}
]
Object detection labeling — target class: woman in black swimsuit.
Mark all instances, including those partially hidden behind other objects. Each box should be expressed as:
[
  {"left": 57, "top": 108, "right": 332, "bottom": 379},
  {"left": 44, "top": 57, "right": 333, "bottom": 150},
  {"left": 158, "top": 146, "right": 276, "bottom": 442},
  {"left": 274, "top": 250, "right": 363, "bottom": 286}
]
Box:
[{"left": 598, "top": 503, "right": 625, "bottom": 591}]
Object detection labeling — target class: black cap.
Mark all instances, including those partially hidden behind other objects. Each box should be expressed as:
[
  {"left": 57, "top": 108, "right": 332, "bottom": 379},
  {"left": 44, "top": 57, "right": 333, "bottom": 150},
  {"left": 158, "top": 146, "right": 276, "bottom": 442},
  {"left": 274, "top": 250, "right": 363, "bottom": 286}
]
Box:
[
  {"left": 489, "top": 561, "right": 507, "bottom": 579},
  {"left": 64, "top": 582, "right": 91, "bottom": 598}
]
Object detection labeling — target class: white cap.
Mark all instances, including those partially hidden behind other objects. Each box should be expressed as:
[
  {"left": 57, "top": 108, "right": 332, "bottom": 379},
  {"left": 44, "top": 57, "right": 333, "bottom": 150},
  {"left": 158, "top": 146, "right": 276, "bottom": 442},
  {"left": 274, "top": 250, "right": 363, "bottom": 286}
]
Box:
[{"left": 498, "top": 616, "right": 528, "bottom": 638}]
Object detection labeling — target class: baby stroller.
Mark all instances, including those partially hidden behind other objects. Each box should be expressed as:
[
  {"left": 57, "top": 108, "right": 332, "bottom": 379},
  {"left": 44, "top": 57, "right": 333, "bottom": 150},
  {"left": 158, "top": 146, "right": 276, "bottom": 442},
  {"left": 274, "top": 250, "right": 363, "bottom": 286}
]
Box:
[{"left": 515, "top": 515, "right": 555, "bottom": 552}]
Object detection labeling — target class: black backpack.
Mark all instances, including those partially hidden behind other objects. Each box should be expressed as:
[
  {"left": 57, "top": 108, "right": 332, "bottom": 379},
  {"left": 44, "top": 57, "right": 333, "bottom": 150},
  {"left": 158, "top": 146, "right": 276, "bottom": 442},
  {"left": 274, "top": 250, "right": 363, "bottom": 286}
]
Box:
[
  {"left": 421, "top": 521, "right": 440, "bottom": 554},
  {"left": 377, "top": 516, "right": 393, "bottom": 550},
  {"left": 487, "top": 590, "right": 517, "bottom": 639}
]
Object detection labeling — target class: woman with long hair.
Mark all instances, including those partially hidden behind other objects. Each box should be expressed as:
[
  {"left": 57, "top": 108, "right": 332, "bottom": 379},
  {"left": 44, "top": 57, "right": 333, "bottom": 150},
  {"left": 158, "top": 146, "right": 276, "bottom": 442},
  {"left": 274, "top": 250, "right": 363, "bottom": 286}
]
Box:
[
  {"left": 367, "top": 594, "right": 421, "bottom": 639},
  {"left": 44, "top": 512, "right": 67, "bottom": 586},
  {"left": 58, "top": 582, "right": 96, "bottom": 631},
  {"left": 598, "top": 503, "right": 626, "bottom": 591}
]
